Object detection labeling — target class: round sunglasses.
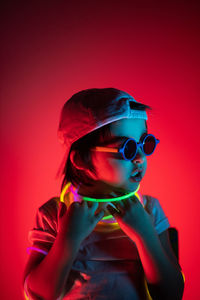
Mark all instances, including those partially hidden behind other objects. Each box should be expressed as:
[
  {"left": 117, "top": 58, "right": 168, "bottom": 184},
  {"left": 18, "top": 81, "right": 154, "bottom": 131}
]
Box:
[{"left": 92, "top": 134, "right": 160, "bottom": 161}]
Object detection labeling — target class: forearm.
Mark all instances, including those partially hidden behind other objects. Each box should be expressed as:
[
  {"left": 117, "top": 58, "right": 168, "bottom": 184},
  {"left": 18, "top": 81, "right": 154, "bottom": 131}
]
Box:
[
  {"left": 26, "top": 233, "right": 80, "bottom": 300},
  {"left": 135, "top": 229, "right": 184, "bottom": 300}
]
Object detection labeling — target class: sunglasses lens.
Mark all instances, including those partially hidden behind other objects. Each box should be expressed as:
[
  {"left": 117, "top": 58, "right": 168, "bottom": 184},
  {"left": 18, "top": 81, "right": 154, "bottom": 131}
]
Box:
[
  {"left": 143, "top": 135, "right": 156, "bottom": 155},
  {"left": 124, "top": 140, "right": 137, "bottom": 159}
]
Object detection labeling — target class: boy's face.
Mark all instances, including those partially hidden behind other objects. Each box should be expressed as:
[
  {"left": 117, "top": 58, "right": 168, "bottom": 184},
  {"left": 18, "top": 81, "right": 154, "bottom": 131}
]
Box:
[{"left": 90, "top": 118, "right": 148, "bottom": 196}]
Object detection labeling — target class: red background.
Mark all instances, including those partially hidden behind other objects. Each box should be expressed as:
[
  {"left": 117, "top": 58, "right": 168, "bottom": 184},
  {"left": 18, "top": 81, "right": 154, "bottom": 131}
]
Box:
[{"left": 0, "top": 1, "right": 199, "bottom": 299}]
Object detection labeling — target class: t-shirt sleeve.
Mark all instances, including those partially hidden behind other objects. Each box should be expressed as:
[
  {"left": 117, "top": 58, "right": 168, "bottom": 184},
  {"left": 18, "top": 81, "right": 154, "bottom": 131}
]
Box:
[
  {"left": 24, "top": 199, "right": 64, "bottom": 299},
  {"left": 27, "top": 198, "right": 59, "bottom": 254},
  {"left": 144, "top": 195, "right": 170, "bottom": 235}
]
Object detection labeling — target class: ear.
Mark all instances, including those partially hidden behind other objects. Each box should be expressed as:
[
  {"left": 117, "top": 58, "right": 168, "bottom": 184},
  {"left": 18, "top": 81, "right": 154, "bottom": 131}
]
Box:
[
  {"left": 70, "top": 150, "right": 85, "bottom": 170},
  {"left": 70, "top": 150, "right": 97, "bottom": 180}
]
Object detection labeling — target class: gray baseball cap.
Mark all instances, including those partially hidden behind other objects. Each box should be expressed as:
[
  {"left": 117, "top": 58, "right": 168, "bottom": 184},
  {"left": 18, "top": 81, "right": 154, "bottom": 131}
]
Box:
[{"left": 56, "top": 88, "right": 148, "bottom": 178}]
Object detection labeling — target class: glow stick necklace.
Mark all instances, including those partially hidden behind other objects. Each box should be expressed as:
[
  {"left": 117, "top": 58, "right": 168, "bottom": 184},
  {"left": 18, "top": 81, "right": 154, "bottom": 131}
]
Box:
[
  {"left": 60, "top": 183, "right": 141, "bottom": 223},
  {"left": 81, "top": 184, "right": 140, "bottom": 202},
  {"left": 60, "top": 182, "right": 140, "bottom": 203}
]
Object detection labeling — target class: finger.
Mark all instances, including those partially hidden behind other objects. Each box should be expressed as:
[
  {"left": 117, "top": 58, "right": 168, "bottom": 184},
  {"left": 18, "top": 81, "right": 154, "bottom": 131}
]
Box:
[
  {"left": 107, "top": 204, "right": 121, "bottom": 217},
  {"left": 95, "top": 209, "right": 105, "bottom": 222},
  {"left": 85, "top": 200, "right": 94, "bottom": 208},
  {"left": 111, "top": 201, "right": 125, "bottom": 215},
  {"left": 123, "top": 198, "right": 132, "bottom": 208},
  {"left": 115, "top": 199, "right": 128, "bottom": 212},
  {"left": 110, "top": 191, "right": 126, "bottom": 211},
  {"left": 58, "top": 202, "right": 67, "bottom": 218},
  {"left": 106, "top": 202, "right": 121, "bottom": 212},
  {"left": 127, "top": 195, "right": 139, "bottom": 205},
  {"left": 80, "top": 200, "right": 87, "bottom": 207},
  {"left": 68, "top": 202, "right": 81, "bottom": 213},
  {"left": 89, "top": 201, "right": 99, "bottom": 213},
  {"left": 114, "top": 200, "right": 126, "bottom": 208},
  {"left": 124, "top": 198, "right": 134, "bottom": 208},
  {"left": 132, "top": 194, "right": 140, "bottom": 202}
]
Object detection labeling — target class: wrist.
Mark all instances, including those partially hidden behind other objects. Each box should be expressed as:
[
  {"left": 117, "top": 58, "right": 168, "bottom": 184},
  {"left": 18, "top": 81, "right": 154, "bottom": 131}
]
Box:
[
  {"left": 134, "top": 226, "right": 159, "bottom": 246},
  {"left": 56, "top": 230, "right": 82, "bottom": 254}
]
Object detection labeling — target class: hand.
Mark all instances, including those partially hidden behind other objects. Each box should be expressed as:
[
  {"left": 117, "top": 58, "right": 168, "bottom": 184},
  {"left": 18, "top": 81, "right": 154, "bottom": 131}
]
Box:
[
  {"left": 107, "top": 196, "right": 155, "bottom": 242},
  {"left": 58, "top": 201, "right": 105, "bottom": 246}
]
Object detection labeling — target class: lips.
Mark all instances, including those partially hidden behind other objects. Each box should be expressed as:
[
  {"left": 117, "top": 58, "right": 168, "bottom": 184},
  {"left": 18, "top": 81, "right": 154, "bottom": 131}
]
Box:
[
  {"left": 130, "top": 168, "right": 143, "bottom": 182},
  {"left": 131, "top": 168, "right": 143, "bottom": 177}
]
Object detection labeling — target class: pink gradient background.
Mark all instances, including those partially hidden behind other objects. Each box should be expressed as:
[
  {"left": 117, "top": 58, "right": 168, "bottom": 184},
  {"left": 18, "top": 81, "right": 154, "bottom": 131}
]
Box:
[{"left": 1, "top": 1, "right": 199, "bottom": 299}]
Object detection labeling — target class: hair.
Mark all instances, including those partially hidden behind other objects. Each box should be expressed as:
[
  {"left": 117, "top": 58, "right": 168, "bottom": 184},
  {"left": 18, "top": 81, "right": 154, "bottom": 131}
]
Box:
[{"left": 60, "top": 101, "right": 152, "bottom": 192}]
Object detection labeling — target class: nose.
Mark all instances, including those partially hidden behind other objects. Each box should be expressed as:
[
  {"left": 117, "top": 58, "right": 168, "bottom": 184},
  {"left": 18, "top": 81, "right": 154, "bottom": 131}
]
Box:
[
  {"left": 132, "top": 148, "right": 145, "bottom": 164},
  {"left": 133, "top": 155, "right": 144, "bottom": 164}
]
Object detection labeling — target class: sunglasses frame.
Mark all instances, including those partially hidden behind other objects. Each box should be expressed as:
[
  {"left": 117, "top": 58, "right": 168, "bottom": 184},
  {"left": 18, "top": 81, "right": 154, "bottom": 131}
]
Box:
[{"left": 92, "top": 133, "right": 160, "bottom": 161}]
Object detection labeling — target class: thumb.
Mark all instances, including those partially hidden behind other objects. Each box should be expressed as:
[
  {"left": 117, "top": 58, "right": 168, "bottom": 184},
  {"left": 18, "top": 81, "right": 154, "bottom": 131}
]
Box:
[
  {"left": 95, "top": 209, "right": 105, "bottom": 222},
  {"left": 107, "top": 204, "right": 120, "bottom": 217},
  {"left": 58, "top": 201, "right": 67, "bottom": 218}
]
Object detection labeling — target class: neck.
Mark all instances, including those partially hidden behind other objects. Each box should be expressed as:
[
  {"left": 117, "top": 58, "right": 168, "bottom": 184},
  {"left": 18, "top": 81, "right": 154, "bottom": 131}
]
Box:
[
  {"left": 77, "top": 183, "right": 124, "bottom": 198},
  {"left": 76, "top": 181, "right": 140, "bottom": 201}
]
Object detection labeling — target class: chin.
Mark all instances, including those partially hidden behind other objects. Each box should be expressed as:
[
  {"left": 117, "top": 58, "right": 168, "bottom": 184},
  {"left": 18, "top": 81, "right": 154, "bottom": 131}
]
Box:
[
  {"left": 103, "top": 177, "right": 142, "bottom": 194},
  {"left": 125, "top": 180, "right": 141, "bottom": 192},
  {"left": 113, "top": 183, "right": 140, "bottom": 195}
]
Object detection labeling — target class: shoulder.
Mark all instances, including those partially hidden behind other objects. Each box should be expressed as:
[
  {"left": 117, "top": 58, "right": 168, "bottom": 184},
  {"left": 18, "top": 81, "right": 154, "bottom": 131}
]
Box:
[
  {"left": 38, "top": 196, "right": 60, "bottom": 213},
  {"left": 142, "top": 194, "right": 160, "bottom": 212},
  {"left": 30, "top": 197, "right": 60, "bottom": 240},
  {"left": 142, "top": 194, "right": 164, "bottom": 212},
  {"left": 142, "top": 194, "right": 170, "bottom": 235},
  {"left": 36, "top": 197, "right": 60, "bottom": 224}
]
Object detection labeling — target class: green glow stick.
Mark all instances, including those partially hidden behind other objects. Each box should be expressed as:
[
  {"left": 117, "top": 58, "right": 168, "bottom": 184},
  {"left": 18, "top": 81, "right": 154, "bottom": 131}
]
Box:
[
  {"left": 82, "top": 184, "right": 140, "bottom": 202},
  {"left": 59, "top": 182, "right": 141, "bottom": 223}
]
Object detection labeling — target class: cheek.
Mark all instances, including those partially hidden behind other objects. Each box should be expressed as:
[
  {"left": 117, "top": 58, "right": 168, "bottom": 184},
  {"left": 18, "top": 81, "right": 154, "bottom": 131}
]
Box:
[
  {"left": 144, "top": 157, "right": 147, "bottom": 168},
  {"left": 93, "top": 154, "right": 130, "bottom": 181},
  {"left": 142, "top": 158, "right": 147, "bottom": 175}
]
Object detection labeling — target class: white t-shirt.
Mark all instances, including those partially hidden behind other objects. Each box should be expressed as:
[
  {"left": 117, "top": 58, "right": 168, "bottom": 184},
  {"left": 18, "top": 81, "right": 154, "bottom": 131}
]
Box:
[{"left": 24, "top": 192, "right": 170, "bottom": 300}]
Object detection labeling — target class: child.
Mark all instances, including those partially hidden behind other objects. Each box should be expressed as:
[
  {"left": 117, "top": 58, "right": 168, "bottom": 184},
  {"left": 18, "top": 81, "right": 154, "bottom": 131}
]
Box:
[{"left": 23, "top": 88, "right": 184, "bottom": 300}]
